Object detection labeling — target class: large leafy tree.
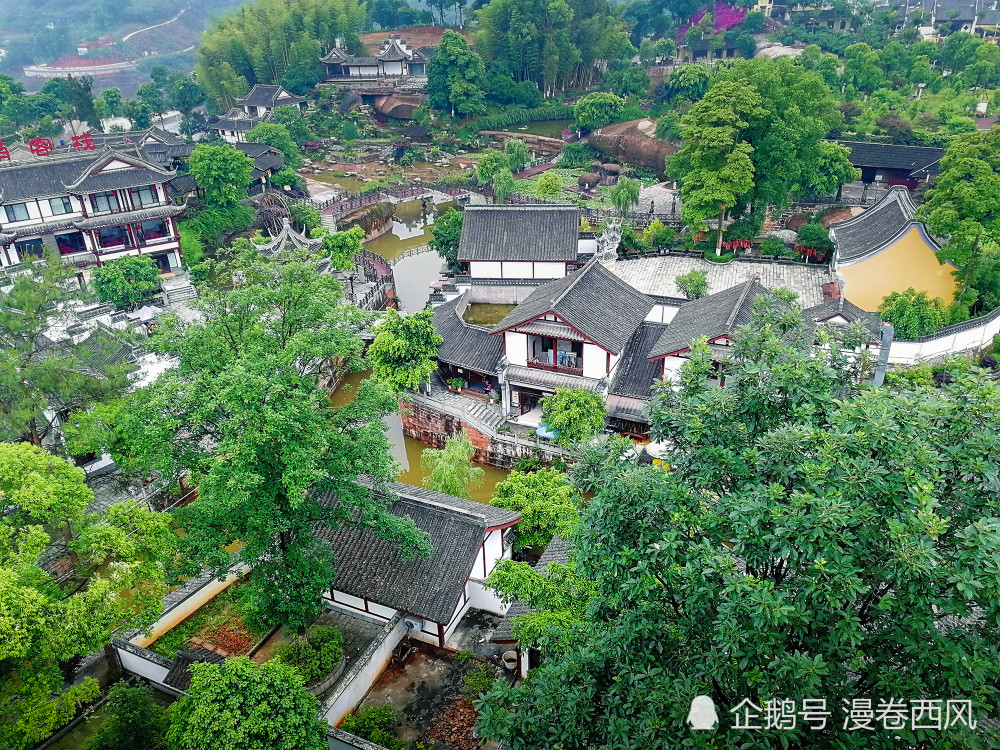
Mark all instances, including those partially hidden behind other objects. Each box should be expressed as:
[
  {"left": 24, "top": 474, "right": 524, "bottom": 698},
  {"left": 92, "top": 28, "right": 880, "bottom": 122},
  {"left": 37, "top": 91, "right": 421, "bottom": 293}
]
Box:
[
  {"left": 247, "top": 122, "right": 301, "bottom": 168},
  {"left": 92, "top": 255, "right": 161, "bottom": 310},
  {"left": 667, "top": 79, "right": 762, "bottom": 239},
  {"left": 477, "top": 301, "right": 1000, "bottom": 749},
  {"left": 366, "top": 308, "right": 443, "bottom": 392},
  {"left": 711, "top": 58, "right": 852, "bottom": 221},
  {"left": 168, "top": 657, "right": 328, "bottom": 750},
  {"left": 0, "top": 444, "right": 175, "bottom": 750},
  {"left": 917, "top": 129, "right": 1000, "bottom": 297},
  {"left": 0, "top": 256, "right": 133, "bottom": 446},
  {"left": 573, "top": 92, "right": 625, "bottom": 131},
  {"left": 421, "top": 431, "right": 484, "bottom": 500},
  {"left": 878, "top": 288, "right": 949, "bottom": 339},
  {"left": 427, "top": 30, "right": 487, "bottom": 118},
  {"left": 490, "top": 469, "right": 580, "bottom": 551},
  {"left": 188, "top": 144, "right": 254, "bottom": 208},
  {"left": 430, "top": 208, "right": 464, "bottom": 272},
  {"left": 540, "top": 388, "right": 607, "bottom": 447},
  {"left": 77, "top": 245, "right": 430, "bottom": 632},
  {"left": 82, "top": 682, "right": 169, "bottom": 750}
]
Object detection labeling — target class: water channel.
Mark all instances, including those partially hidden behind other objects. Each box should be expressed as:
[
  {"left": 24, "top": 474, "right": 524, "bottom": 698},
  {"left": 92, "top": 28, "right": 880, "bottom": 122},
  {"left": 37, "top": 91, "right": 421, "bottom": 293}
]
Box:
[
  {"left": 496, "top": 119, "right": 575, "bottom": 139},
  {"left": 331, "top": 371, "right": 510, "bottom": 504}
]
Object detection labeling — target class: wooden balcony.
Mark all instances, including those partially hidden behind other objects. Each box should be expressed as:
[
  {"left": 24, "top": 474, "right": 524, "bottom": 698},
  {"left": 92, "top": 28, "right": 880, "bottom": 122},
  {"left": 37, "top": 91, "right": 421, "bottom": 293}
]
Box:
[{"left": 527, "top": 357, "right": 584, "bottom": 377}]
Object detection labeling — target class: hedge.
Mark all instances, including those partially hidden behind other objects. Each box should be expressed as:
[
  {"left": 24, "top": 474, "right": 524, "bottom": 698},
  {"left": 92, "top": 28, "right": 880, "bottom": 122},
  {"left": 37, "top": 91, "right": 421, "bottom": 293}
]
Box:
[{"left": 461, "top": 105, "right": 576, "bottom": 137}]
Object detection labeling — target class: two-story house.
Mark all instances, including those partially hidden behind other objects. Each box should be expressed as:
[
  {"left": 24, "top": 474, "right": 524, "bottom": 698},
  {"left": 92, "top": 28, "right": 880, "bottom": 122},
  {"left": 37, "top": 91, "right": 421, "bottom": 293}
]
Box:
[
  {"left": 209, "top": 84, "right": 306, "bottom": 144},
  {"left": 0, "top": 147, "right": 184, "bottom": 274},
  {"left": 489, "top": 259, "right": 654, "bottom": 423}
]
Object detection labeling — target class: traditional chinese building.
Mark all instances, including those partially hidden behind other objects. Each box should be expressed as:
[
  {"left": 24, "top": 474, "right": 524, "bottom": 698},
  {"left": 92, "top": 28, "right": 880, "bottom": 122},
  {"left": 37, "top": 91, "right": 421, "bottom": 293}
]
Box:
[
  {"left": 208, "top": 85, "right": 307, "bottom": 144},
  {"left": 0, "top": 147, "right": 184, "bottom": 274},
  {"left": 834, "top": 141, "right": 944, "bottom": 191},
  {"left": 321, "top": 35, "right": 430, "bottom": 81}
]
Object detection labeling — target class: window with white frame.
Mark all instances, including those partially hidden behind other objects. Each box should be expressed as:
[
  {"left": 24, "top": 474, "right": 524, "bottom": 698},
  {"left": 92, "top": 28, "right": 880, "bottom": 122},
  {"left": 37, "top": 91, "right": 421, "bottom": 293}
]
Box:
[
  {"left": 90, "top": 191, "right": 120, "bottom": 213},
  {"left": 134, "top": 185, "right": 159, "bottom": 207}
]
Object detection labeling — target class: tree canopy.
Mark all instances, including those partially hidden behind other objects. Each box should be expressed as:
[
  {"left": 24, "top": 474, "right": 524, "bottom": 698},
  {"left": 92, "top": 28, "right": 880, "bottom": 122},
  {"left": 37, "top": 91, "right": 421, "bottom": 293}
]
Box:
[
  {"left": 540, "top": 388, "right": 607, "bottom": 447},
  {"left": 490, "top": 469, "right": 580, "bottom": 551},
  {"left": 427, "top": 30, "right": 487, "bottom": 118},
  {"left": 366, "top": 308, "right": 443, "bottom": 392},
  {"left": 188, "top": 144, "right": 254, "bottom": 208},
  {"left": 76, "top": 244, "right": 430, "bottom": 632},
  {"left": 0, "top": 256, "right": 133, "bottom": 446},
  {"left": 168, "top": 657, "right": 328, "bottom": 750},
  {"left": 477, "top": 299, "right": 1000, "bottom": 749},
  {"left": 0, "top": 444, "right": 175, "bottom": 750},
  {"left": 421, "top": 431, "right": 484, "bottom": 500},
  {"left": 92, "top": 255, "right": 161, "bottom": 310},
  {"left": 878, "top": 288, "right": 949, "bottom": 339},
  {"left": 430, "top": 208, "right": 464, "bottom": 272},
  {"left": 82, "top": 682, "right": 169, "bottom": 750},
  {"left": 574, "top": 92, "right": 625, "bottom": 131}
]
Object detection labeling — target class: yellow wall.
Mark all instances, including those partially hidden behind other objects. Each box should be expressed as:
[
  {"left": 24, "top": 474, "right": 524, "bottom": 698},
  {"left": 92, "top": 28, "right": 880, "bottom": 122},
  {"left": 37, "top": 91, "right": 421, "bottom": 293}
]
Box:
[{"left": 839, "top": 227, "right": 957, "bottom": 312}]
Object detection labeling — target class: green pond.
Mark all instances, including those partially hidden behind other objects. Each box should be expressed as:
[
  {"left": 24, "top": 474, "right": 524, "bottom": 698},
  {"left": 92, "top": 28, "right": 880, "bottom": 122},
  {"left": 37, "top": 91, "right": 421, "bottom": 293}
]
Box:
[
  {"left": 462, "top": 303, "right": 516, "bottom": 326},
  {"left": 497, "top": 119, "right": 575, "bottom": 139},
  {"left": 331, "top": 371, "right": 510, "bottom": 505}
]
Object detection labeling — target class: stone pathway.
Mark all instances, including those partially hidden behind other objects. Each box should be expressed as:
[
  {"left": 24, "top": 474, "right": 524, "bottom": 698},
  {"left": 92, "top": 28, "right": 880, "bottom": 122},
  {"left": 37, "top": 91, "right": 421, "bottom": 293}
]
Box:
[{"left": 612, "top": 256, "right": 831, "bottom": 307}]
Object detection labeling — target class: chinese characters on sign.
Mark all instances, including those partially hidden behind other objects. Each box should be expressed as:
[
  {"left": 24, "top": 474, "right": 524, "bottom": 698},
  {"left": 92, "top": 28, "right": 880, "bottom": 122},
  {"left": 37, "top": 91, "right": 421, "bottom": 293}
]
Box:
[
  {"left": 0, "top": 133, "right": 97, "bottom": 162},
  {"left": 727, "top": 698, "right": 976, "bottom": 732}
]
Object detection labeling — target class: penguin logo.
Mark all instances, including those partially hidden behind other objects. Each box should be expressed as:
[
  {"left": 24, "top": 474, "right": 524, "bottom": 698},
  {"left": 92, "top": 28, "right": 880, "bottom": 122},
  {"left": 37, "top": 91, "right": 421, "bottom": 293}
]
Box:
[{"left": 687, "top": 695, "right": 719, "bottom": 730}]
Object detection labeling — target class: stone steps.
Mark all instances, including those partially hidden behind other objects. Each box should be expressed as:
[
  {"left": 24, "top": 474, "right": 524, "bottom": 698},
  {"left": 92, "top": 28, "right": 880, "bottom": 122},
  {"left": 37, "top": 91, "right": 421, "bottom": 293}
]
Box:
[{"left": 165, "top": 284, "right": 198, "bottom": 304}]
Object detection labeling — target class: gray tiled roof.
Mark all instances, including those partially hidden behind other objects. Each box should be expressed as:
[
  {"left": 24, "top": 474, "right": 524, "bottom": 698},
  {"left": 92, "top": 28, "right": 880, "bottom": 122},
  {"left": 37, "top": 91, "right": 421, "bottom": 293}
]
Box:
[
  {"left": 492, "top": 261, "right": 654, "bottom": 354},
  {"left": 458, "top": 205, "right": 581, "bottom": 262},
  {"left": 163, "top": 648, "right": 226, "bottom": 691},
  {"left": 75, "top": 204, "right": 184, "bottom": 230},
  {"left": 648, "top": 278, "right": 776, "bottom": 359},
  {"left": 69, "top": 166, "right": 174, "bottom": 194},
  {"left": 377, "top": 38, "right": 411, "bottom": 61},
  {"left": 0, "top": 152, "right": 98, "bottom": 201},
  {"left": 802, "top": 297, "right": 884, "bottom": 344},
  {"left": 492, "top": 535, "right": 571, "bottom": 642},
  {"left": 315, "top": 482, "right": 521, "bottom": 624},
  {"left": 516, "top": 320, "right": 589, "bottom": 342},
  {"left": 829, "top": 186, "right": 931, "bottom": 264},
  {"left": 320, "top": 47, "right": 349, "bottom": 63},
  {"left": 505, "top": 364, "right": 603, "bottom": 392},
  {"left": 609, "top": 322, "right": 667, "bottom": 399},
  {"left": 432, "top": 296, "right": 503, "bottom": 374},
  {"left": 835, "top": 141, "right": 944, "bottom": 176},
  {"left": 236, "top": 84, "right": 305, "bottom": 108}
]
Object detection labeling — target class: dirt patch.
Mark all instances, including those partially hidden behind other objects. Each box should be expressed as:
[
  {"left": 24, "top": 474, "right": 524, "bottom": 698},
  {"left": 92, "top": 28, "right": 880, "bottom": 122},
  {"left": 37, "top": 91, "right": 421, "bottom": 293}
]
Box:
[
  {"left": 360, "top": 26, "right": 474, "bottom": 53},
  {"left": 423, "top": 697, "right": 479, "bottom": 750},
  {"left": 819, "top": 206, "right": 856, "bottom": 227}
]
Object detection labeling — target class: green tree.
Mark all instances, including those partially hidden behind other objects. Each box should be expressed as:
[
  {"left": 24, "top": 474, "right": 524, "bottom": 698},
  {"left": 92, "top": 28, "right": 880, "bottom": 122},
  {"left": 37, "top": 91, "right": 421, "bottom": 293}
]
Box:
[
  {"left": 366, "top": 308, "right": 443, "bottom": 392},
  {"left": 808, "top": 141, "right": 861, "bottom": 198},
  {"left": 540, "top": 388, "right": 607, "bottom": 447},
  {"left": 137, "top": 83, "right": 167, "bottom": 124},
  {"left": 535, "top": 171, "right": 561, "bottom": 198},
  {"left": 188, "top": 144, "right": 254, "bottom": 208},
  {"left": 504, "top": 138, "right": 531, "bottom": 173},
  {"left": 843, "top": 42, "right": 886, "bottom": 93},
  {"left": 76, "top": 247, "right": 430, "bottom": 632},
  {"left": 477, "top": 302, "right": 1000, "bottom": 750},
  {"left": 604, "top": 66, "right": 650, "bottom": 97},
  {"left": 664, "top": 64, "right": 712, "bottom": 102},
  {"left": 168, "top": 77, "right": 206, "bottom": 116},
  {"left": 0, "top": 256, "right": 133, "bottom": 446},
  {"left": 247, "top": 122, "right": 301, "bottom": 168},
  {"left": 121, "top": 98, "right": 153, "bottom": 129},
  {"left": 430, "top": 208, "right": 464, "bottom": 272},
  {"left": 317, "top": 225, "right": 364, "bottom": 270},
  {"left": 92, "top": 255, "right": 161, "bottom": 310},
  {"left": 492, "top": 168, "right": 516, "bottom": 204},
  {"left": 490, "top": 469, "right": 580, "bottom": 551},
  {"left": 675, "top": 269, "right": 708, "bottom": 299},
  {"left": 667, "top": 77, "right": 761, "bottom": 243},
  {"left": 609, "top": 177, "right": 640, "bottom": 216},
  {"left": 878, "top": 287, "right": 949, "bottom": 339},
  {"left": 477, "top": 149, "right": 510, "bottom": 185},
  {"left": 168, "top": 657, "right": 327, "bottom": 750},
  {"left": 270, "top": 105, "right": 312, "bottom": 146},
  {"left": 0, "top": 444, "right": 175, "bottom": 750},
  {"left": 100, "top": 87, "right": 122, "bottom": 117},
  {"left": 573, "top": 92, "right": 624, "bottom": 131},
  {"left": 427, "top": 30, "right": 487, "bottom": 118},
  {"left": 421, "top": 431, "right": 484, "bottom": 499},
  {"left": 83, "top": 682, "right": 169, "bottom": 750},
  {"left": 917, "top": 129, "right": 1000, "bottom": 300}
]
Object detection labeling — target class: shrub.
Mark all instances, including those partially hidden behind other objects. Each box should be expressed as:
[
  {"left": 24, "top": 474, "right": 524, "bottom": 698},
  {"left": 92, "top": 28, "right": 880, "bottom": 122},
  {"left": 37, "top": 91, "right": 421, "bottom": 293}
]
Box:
[
  {"left": 761, "top": 237, "right": 788, "bottom": 256},
  {"left": 273, "top": 625, "right": 344, "bottom": 685},
  {"left": 462, "top": 662, "right": 499, "bottom": 697},
  {"left": 559, "top": 143, "right": 600, "bottom": 169},
  {"left": 513, "top": 456, "right": 544, "bottom": 473},
  {"left": 341, "top": 705, "right": 404, "bottom": 750},
  {"left": 541, "top": 388, "right": 607, "bottom": 447},
  {"left": 980, "top": 355, "right": 998, "bottom": 370},
  {"left": 92, "top": 255, "right": 161, "bottom": 309},
  {"left": 183, "top": 203, "right": 254, "bottom": 249},
  {"left": 676, "top": 269, "right": 709, "bottom": 299},
  {"left": 178, "top": 221, "right": 205, "bottom": 268},
  {"left": 878, "top": 288, "right": 949, "bottom": 340}
]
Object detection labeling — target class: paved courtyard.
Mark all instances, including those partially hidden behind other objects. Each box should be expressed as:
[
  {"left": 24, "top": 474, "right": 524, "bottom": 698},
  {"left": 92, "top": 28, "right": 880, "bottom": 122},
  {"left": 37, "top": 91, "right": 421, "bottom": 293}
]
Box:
[{"left": 611, "top": 256, "right": 832, "bottom": 308}]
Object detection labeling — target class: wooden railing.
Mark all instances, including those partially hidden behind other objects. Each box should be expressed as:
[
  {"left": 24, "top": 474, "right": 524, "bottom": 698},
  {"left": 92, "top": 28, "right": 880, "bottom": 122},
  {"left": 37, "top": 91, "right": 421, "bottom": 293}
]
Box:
[{"left": 528, "top": 357, "right": 584, "bottom": 377}]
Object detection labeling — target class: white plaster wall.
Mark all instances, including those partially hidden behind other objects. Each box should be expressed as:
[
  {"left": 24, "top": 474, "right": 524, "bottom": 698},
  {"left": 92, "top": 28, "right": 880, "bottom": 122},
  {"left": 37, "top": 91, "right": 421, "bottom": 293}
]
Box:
[
  {"left": 582, "top": 343, "right": 606, "bottom": 379},
  {"left": 321, "top": 616, "right": 407, "bottom": 727},
  {"left": 533, "top": 262, "right": 566, "bottom": 279},
  {"left": 466, "top": 579, "right": 506, "bottom": 615},
  {"left": 471, "top": 261, "right": 502, "bottom": 278},
  {"left": 483, "top": 529, "right": 505, "bottom": 578},
  {"left": 506, "top": 332, "right": 528, "bottom": 366},
  {"left": 118, "top": 650, "right": 170, "bottom": 684},
  {"left": 383, "top": 61, "right": 403, "bottom": 75},
  {"left": 502, "top": 261, "right": 533, "bottom": 279},
  {"left": 661, "top": 356, "right": 685, "bottom": 382},
  {"left": 887, "top": 312, "right": 1000, "bottom": 364},
  {"left": 135, "top": 563, "right": 250, "bottom": 648},
  {"left": 645, "top": 305, "right": 680, "bottom": 324}
]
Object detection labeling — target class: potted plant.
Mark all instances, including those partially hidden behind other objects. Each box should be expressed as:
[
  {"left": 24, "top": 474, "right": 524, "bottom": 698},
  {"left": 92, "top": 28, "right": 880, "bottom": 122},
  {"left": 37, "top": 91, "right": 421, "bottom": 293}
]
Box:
[
  {"left": 273, "top": 625, "right": 345, "bottom": 695},
  {"left": 447, "top": 377, "right": 465, "bottom": 393}
]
